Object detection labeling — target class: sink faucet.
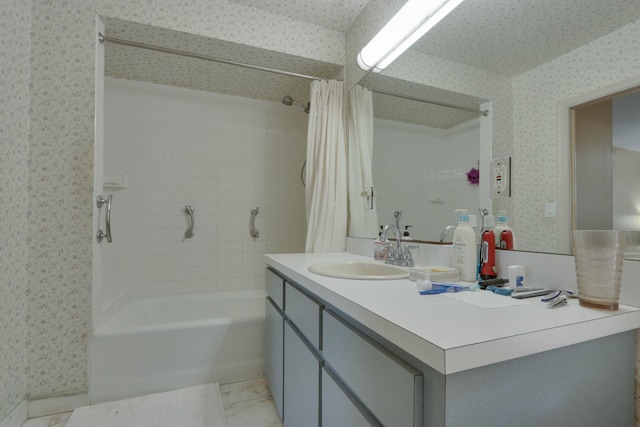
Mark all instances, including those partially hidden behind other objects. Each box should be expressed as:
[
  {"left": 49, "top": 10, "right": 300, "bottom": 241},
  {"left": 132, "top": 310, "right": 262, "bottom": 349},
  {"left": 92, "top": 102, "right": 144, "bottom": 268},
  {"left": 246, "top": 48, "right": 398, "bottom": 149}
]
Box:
[
  {"left": 381, "top": 224, "right": 415, "bottom": 267},
  {"left": 381, "top": 224, "right": 402, "bottom": 264},
  {"left": 440, "top": 225, "right": 457, "bottom": 243}
]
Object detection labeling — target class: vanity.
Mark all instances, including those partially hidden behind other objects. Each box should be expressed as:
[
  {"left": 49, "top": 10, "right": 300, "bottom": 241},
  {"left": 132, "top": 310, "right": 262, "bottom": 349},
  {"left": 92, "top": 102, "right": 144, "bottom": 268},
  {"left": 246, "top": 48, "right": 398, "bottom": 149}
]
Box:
[{"left": 265, "top": 252, "right": 640, "bottom": 427}]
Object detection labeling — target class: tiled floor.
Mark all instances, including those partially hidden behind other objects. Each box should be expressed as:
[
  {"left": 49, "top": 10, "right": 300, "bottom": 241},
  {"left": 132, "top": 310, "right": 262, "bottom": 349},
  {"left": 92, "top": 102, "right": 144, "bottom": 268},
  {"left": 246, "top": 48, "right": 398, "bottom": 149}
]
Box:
[{"left": 21, "top": 378, "right": 282, "bottom": 427}]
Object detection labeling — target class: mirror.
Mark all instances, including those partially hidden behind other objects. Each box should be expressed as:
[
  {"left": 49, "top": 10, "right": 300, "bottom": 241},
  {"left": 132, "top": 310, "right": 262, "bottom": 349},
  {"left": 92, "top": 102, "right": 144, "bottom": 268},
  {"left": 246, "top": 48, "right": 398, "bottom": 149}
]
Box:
[
  {"left": 347, "top": 0, "right": 640, "bottom": 256},
  {"left": 348, "top": 74, "right": 491, "bottom": 242}
]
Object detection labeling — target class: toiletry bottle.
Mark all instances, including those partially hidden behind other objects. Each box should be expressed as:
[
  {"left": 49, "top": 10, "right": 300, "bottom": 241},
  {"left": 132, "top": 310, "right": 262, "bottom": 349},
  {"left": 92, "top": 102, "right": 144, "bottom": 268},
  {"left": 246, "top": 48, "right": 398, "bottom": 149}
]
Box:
[
  {"left": 480, "top": 215, "right": 497, "bottom": 279},
  {"left": 452, "top": 209, "right": 478, "bottom": 281},
  {"left": 403, "top": 225, "right": 413, "bottom": 240},
  {"left": 494, "top": 213, "right": 517, "bottom": 249}
]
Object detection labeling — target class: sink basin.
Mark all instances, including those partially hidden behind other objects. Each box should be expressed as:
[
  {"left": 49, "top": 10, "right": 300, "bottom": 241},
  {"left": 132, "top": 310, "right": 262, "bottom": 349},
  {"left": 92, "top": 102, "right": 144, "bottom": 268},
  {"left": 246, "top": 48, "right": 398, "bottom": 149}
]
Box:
[{"left": 308, "top": 261, "right": 409, "bottom": 280}]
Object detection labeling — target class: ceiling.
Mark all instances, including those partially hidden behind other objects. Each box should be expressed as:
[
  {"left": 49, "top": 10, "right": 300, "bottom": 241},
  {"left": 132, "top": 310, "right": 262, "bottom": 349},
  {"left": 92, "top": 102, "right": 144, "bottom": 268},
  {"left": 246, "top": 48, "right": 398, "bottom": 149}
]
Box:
[
  {"left": 226, "top": 0, "right": 370, "bottom": 32},
  {"left": 103, "top": 1, "right": 640, "bottom": 128}
]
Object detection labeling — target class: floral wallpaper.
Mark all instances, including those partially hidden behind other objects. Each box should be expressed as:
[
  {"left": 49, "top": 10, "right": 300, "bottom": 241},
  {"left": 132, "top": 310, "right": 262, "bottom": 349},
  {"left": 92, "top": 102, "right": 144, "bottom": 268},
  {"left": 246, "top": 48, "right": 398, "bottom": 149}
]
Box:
[{"left": 0, "top": 0, "right": 31, "bottom": 419}]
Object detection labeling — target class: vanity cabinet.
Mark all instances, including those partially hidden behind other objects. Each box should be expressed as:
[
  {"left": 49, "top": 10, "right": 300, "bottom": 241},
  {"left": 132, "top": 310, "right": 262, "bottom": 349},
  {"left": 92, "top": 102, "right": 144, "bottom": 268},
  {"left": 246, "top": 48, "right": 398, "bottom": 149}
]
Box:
[
  {"left": 265, "top": 267, "right": 424, "bottom": 427},
  {"left": 265, "top": 254, "right": 640, "bottom": 427}
]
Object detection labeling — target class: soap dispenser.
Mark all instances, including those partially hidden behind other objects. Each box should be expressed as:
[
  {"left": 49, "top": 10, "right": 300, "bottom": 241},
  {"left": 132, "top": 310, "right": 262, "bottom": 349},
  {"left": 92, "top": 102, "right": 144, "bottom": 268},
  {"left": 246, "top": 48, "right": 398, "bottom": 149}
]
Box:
[
  {"left": 452, "top": 209, "right": 478, "bottom": 281},
  {"left": 495, "top": 212, "right": 517, "bottom": 249},
  {"left": 403, "top": 225, "right": 413, "bottom": 240},
  {"left": 374, "top": 226, "right": 390, "bottom": 260},
  {"left": 480, "top": 215, "right": 497, "bottom": 279}
]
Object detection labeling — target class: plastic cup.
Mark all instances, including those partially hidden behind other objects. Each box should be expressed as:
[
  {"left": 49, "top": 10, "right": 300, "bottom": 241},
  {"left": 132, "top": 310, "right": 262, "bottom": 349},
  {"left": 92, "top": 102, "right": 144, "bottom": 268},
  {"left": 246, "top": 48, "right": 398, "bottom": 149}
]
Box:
[{"left": 572, "top": 230, "right": 626, "bottom": 310}]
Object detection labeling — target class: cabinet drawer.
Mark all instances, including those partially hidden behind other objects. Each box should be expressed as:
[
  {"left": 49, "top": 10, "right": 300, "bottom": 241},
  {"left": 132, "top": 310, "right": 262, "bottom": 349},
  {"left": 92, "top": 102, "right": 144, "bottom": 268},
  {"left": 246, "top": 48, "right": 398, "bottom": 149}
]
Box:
[
  {"left": 266, "top": 268, "right": 285, "bottom": 309},
  {"left": 285, "top": 282, "right": 323, "bottom": 350},
  {"left": 323, "top": 310, "right": 423, "bottom": 427}
]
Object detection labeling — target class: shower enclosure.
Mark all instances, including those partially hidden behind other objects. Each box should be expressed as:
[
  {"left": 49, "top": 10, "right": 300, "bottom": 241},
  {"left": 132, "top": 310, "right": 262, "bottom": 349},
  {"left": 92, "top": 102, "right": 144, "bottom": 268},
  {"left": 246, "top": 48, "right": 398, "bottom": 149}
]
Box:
[{"left": 91, "top": 17, "right": 318, "bottom": 400}]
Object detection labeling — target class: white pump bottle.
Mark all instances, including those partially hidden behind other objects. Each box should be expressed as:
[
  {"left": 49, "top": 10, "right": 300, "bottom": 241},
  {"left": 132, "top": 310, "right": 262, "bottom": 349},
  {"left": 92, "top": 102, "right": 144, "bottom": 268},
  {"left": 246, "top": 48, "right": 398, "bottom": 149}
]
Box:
[{"left": 452, "top": 209, "right": 478, "bottom": 281}]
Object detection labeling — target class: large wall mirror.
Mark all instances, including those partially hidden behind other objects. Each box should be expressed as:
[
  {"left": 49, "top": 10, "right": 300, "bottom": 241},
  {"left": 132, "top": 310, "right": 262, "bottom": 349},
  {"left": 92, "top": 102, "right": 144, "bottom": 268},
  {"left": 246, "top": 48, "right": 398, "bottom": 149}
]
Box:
[{"left": 347, "top": 0, "right": 640, "bottom": 258}]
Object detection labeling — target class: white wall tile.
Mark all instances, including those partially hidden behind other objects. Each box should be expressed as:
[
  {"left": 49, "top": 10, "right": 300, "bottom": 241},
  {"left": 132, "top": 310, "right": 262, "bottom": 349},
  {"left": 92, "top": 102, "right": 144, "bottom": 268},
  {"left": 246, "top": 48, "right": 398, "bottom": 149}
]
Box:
[{"left": 102, "top": 78, "right": 307, "bottom": 301}]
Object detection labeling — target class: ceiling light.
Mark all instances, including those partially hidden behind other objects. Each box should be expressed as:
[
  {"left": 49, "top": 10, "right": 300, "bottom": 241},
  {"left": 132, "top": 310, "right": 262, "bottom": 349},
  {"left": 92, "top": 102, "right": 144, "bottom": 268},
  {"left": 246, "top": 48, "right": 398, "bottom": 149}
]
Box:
[{"left": 357, "top": 0, "right": 465, "bottom": 73}]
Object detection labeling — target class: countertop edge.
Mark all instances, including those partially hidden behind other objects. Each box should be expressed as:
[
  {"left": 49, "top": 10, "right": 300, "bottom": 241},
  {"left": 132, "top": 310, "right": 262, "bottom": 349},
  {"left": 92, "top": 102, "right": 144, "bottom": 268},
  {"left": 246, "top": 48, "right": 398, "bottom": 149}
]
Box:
[{"left": 265, "top": 253, "right": 640, "bottom": 375}]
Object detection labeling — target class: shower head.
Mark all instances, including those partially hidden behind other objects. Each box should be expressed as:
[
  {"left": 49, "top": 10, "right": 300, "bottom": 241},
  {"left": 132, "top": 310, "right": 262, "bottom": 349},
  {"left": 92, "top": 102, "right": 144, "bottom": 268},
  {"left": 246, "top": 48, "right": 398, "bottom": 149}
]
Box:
[{"left": 281, "top": 95, "right": 310, "bottom": 114}]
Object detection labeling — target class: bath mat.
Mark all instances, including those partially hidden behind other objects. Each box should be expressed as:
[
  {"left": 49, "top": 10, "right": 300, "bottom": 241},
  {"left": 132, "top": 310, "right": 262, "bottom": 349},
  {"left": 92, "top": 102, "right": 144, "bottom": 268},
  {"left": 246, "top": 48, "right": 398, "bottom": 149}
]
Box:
[{"left": 65, "top": 383, "right": 227, "bottom": 427}]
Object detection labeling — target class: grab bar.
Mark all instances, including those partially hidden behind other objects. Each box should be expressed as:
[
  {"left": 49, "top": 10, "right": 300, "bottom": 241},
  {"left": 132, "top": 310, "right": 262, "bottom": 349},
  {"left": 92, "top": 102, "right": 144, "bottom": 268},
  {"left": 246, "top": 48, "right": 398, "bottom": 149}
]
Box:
[
  {"left": 250, "top": 206, "right": 259, "bottom": 238},
  {"left": 185, "top": 205, "right": 195, "bottom": 238},
  {"left": 97, "top": 195, "right": 113, "bottom": 243}
]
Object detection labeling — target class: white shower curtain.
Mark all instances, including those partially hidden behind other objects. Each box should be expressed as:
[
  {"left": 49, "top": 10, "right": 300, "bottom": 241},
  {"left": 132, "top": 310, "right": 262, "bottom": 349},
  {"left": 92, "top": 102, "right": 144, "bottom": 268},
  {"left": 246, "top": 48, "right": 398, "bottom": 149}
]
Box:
[
  {"left": 348, "top": 85, "right": 379, "bottom": 238},
  {"left": 305, "top": 80, "right": 348, "bottom": 253}
]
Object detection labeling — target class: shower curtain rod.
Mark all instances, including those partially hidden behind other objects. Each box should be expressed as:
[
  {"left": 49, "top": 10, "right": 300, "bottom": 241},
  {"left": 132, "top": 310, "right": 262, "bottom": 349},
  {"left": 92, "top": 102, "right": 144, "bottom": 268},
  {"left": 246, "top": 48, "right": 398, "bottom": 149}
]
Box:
[
  {"left": 369, "top": 88, "right": 489, "bottom": 117},
  {"left": 98, "top": 33, "right": 322, "bottom": 81}
]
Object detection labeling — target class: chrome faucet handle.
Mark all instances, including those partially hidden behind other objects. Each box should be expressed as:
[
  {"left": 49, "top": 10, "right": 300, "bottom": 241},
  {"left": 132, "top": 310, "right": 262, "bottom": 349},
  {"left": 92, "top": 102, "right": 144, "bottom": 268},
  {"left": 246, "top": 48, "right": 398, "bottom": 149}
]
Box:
[
  {"left": 385, "top": 246, "right": 400, "bottom": 265},
  {"left": 401, "top": 245, "right": 418, "bottom": 267}
]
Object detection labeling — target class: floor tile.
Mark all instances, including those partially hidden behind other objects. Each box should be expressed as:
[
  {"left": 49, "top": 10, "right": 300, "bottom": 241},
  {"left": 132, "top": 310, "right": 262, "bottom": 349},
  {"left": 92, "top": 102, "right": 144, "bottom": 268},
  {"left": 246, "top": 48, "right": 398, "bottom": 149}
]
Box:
[
  {"left": 225, "top": 397, "right": 282, "bottom": 427},
  {"left": 21, "top": 412, "right": 70, "bottom": 427},
  {"left": 220, "top": 378, "right": 272, "bottom": 406},
  {"left": 21, "top": 378, "right": 282, "bottom": 427}
]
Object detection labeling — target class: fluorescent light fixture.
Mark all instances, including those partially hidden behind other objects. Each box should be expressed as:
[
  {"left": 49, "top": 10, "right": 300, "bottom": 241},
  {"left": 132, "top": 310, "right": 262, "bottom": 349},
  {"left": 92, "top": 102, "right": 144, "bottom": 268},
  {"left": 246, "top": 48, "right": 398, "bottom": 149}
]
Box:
[{"left": 357, "top": 0, "right": 465, "bottom": 73}]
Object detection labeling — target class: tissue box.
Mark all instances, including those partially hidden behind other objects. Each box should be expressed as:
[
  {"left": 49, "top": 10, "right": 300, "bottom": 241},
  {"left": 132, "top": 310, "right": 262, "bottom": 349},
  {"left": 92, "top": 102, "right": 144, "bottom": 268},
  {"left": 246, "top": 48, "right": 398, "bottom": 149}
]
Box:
[{"left": 409, "top": 266, "right": 459, "bottom": 282}]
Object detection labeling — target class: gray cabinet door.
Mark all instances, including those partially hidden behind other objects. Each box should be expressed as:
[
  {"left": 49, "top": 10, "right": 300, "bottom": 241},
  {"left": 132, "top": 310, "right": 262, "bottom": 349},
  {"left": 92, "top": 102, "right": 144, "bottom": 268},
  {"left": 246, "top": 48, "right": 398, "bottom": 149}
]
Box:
[
  {"left": 265, "top": 297, "right": 284, "bottom": 419},
  {"left": 283, "top": 320, "right": 321, "bottom": 427},
  {"left": 322, "top": 367, "right": 381, "bottom": 427}
]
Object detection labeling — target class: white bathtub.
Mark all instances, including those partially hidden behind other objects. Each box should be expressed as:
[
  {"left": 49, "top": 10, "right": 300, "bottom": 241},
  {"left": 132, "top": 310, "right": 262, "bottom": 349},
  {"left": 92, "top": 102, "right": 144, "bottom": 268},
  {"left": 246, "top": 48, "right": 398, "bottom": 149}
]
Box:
[{"left": 89, "top": 290, "right": 266, "bottom": 404}]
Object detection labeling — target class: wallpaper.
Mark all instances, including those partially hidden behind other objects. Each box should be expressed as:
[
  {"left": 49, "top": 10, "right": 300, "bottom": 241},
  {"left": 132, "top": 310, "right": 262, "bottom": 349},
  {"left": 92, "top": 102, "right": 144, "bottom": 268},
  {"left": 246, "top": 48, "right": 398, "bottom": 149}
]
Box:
[
  {"left": 25, "top": 0, "right": 347, "bottom": 400},
  {"left": 227, "top": 0, "right": 369, "bottom": 32},
  {"left": 0, "top": 0, "right": 31, "bottom": 418},
  {"left": 512, "top": 18, "right": 640, "bottom": 253}
]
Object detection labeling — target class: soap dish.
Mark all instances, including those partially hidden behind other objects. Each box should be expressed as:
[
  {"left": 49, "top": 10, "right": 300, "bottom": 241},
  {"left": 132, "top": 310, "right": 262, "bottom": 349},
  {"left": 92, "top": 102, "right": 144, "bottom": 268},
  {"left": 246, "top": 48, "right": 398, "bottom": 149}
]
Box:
[{"left": 409, "top": 266, "right": 459, "bottom": 282}]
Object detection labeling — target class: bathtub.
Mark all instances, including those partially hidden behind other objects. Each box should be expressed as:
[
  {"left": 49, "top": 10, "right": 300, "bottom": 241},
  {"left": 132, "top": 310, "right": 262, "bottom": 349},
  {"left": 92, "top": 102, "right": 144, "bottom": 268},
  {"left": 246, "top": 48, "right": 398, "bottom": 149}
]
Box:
[{"left": 89, "top": 289, "right": 266, "bottom": 404}]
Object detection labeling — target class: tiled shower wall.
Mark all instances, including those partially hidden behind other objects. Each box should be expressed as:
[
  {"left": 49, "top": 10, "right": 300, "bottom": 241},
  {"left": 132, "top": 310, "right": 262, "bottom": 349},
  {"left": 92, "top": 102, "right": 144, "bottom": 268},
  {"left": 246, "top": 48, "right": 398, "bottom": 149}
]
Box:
[{"left": 101, "top": 77, "right": 307, "bottom": 314}]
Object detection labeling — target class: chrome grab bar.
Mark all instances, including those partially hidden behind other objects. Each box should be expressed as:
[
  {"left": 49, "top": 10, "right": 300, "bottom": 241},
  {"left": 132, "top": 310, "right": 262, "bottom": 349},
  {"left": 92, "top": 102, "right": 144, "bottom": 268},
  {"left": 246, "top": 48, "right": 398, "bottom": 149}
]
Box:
[
  {"left": 185, "top": 205, "right": 195, "bottom": 238},
  {"left": 250, "top": 206, "right": 259, "bottom": 238},
  {"left": 97, "top": 195, "right": 113, "bottom": 243}
]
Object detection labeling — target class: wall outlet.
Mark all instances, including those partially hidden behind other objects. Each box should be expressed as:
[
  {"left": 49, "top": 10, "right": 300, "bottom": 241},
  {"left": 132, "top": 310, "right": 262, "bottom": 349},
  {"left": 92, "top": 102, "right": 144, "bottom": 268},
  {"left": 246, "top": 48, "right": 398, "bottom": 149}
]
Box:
[{"left": 489, "top": 157, "right": 511, "bottom": 198}]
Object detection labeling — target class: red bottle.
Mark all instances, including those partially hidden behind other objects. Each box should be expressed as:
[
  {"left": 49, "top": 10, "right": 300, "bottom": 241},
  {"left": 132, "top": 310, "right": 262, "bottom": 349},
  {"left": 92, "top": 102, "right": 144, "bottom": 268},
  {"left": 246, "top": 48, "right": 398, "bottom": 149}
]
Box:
[
  {"left": 480, "top": 229, "right": 497, "bottom": 280},
  {"left": 500, "top": 229, "right": 514, "bottom": 250}
]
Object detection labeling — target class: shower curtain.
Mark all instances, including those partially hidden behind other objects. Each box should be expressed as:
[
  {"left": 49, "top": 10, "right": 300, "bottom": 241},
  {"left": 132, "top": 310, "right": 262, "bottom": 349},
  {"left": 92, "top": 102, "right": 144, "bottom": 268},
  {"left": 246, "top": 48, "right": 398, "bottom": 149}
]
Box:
[
  {"left": 305, "top": 80, "right": 348, "bottom": 253},
  {"left": 348, "top": 85, "right": 379, "bottom": 238}
]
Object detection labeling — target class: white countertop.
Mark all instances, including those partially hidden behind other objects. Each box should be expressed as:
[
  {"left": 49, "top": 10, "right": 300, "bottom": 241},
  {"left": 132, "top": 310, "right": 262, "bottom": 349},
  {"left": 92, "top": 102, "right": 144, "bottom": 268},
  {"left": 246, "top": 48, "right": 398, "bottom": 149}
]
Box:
[{"left": 265, "top": 252, "right": 640, "bottom": 375}]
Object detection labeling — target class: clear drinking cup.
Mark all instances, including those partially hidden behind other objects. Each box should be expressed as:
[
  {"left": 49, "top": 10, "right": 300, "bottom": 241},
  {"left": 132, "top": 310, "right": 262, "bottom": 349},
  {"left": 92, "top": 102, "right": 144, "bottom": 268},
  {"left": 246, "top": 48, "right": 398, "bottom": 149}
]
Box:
[{"left": 572, "top": 230, "right": 626, "bottom": 310}]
